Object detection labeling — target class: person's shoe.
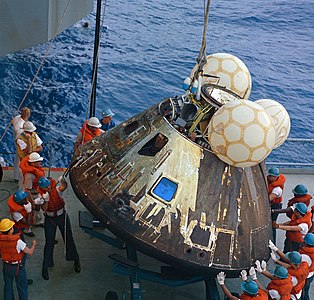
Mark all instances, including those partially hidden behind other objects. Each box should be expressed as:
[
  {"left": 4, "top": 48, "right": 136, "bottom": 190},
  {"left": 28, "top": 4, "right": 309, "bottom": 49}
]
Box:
[
  {"left": 24, "top": 231, "right": 35, "bottom": 237},
  {"left": 42, "top": 268, "right": 49, "bottom": 280},
  {"left": 34, "top": 223, "right": 44, "bottom": 228},
  {"left": 74, "top": 260, "right": 81, "bottom": 273},
  {"left": 27, "top": 279, "right": 33, "bottom": 285}
]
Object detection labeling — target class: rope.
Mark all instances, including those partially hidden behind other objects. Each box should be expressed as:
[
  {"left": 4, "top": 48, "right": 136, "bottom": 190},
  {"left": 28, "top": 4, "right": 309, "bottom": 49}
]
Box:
[
  {"left": 0, "top": 0, "right": 74, "bottom": 145},
  {"left": 193, "top": 0, "right": 211, "bottom": 80}
]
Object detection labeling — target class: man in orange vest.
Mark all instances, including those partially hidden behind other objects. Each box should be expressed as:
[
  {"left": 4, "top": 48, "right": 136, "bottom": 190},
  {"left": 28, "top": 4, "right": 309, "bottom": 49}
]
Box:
[
  {"left": 7, "top": 191, "right": 33, "bottom": 236},
  {"left": 74, "top": 117, "right": 103, "bottom": 154},
  {"left": 217, "top": 271, "right": 268, "bottom": 299},
  {"left": 286, "top": 185, "right": 312, "bottom": 217},
  {"left": 269, "top": 240, "right": 310, "bottom": 299},
  {"left": 267, "top": 167, "right": 286, "bottom": 242},
  {"left": 16, "top": 121, "right": 43, "bottom": 190},
  {"left": 272, "top": 203, "right": 311, "bottom": 253},
  {"left": 36, "top": 176, "right": 80, "bottom": 280},
  {"left": 20, "top": 152, "right": 45, "bottom": 231},
  {"left": 254, "top": 260, "right": 293, "bottom": 299},
  {"left": 0, "top": 218, "right": 36, "bottom": 300},
  {"left": 299, "top": 233, "right": 314, "bottom": 300}
]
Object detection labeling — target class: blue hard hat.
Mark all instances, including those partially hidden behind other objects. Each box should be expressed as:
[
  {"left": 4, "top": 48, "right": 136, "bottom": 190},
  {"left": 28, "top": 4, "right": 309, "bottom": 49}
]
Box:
[
  {"left": 102, "top": 108, "right": 115, "bottom": 117},
  {"left": 38, "top": 177, "right": 51, "bottom": 188},
  {"left": 267, "top": 167, "right": 280, "bottom": 177},
  {"left": 273, "top": 266, "right": 288, "bottom": 279},
  {"left": 13, "top": 191, "right": 29, "bottom": 203},
  {"left": 295, "top": 202, "right": 307, "bottom": 215},
  {"left": 292, "top": 184, "right": 308, "bottom": 196},
  {"left": 286, "top": 251, "right": 302, "bottom": 265},
  {"left": 241, "top": 280, "right": 258, "bottom": 296},
  {"left": 304, "top": 233, "right": 314, "bottom": 246}
]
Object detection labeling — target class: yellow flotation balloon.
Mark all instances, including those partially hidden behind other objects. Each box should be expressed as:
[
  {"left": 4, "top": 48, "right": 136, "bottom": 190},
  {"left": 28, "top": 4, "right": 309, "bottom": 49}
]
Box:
[
  {"left": 255, "top": 99, "right": 291, "bottom": 148},
  {"left": 208, "top": 100, "right": 276, "bottom": 167},
  {"left": 190, "top": 53, "right": 252, "bottom": 99}
]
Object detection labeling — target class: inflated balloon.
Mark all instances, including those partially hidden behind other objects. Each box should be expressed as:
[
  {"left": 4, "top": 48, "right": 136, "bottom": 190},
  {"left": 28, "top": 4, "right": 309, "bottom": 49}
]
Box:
[
  {"left": 190, "top": 53, "right": 252, "bottom": 99},
  {"left": 255, "top": 99, "right": 290, "bottom": 148},
  {"left": 208, "top": 100, "right": 276, "bottom": 167}
]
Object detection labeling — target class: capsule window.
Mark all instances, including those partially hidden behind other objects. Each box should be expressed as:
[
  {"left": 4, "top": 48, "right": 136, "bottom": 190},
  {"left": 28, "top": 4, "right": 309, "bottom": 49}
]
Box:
[
  {"left": 138, "top": 133, "right": 168, "bottom": 157},
  {"left": 124, "top": 121, "right": 139, "bottom": 136},
  {"left": 151, "top": 177, "right": 178, "bottom": 202}
]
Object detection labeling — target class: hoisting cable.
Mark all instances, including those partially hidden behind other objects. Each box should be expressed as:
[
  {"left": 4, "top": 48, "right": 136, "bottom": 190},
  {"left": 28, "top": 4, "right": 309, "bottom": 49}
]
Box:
[
  {"left": 0, "top": 0, "right": 74, "bottom": 145},
  {"left": 79, "top": 0, "right": 107, "bottom": 155},
  {"left": 192, "top": 0, "right": 211, "bottom": 81}
]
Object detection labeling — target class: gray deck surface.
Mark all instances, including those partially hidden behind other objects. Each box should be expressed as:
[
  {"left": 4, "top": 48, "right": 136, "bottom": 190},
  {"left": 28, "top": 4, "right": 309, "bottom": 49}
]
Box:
[{"left": 0, "top": 168, "right": 313, "bottom": 300}]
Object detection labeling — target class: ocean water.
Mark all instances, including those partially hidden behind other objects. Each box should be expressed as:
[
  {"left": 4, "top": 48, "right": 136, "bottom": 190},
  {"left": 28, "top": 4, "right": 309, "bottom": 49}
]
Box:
[{"left": 0, "top": 0, "right": 313, "bottom": 168}]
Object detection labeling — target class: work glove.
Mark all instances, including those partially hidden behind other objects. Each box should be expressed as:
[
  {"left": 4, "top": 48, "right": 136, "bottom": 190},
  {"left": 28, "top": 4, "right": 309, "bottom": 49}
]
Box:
[
  {"left": 42, "top": 192, "right": 49, "bottom": 202},
  {"left": 34, "top": 197, "right": 44, "bottom": 205},
  {"left": 269, "top": 240, "right": 278, "bottom": 252},
  {"left": 261, "top": 260, "right": 267, "bottom": 272},
  {"left": 23, "top": 202, "right": 32, "bottom": 213},
  {"left": 58, "top": 175, "right": 65, "bottom": 182},
  {"left": 255, "top": 260, "right": 263, "bottom": 273},
  {"left": 249, "top": 267, "right": 257, "bottom": 280},
  {"left": 217, "top": 272, "right": 226, "bottom": 285},
  {"left": 271, "top": 250, "right": 278, "bottom": 262},
  {"left": 240, "top": 270, "right": 247, "bottom": 281}
]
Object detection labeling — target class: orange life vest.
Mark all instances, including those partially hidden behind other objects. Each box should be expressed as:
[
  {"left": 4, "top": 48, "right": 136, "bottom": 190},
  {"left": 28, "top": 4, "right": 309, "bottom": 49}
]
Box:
[
  {"left": 268, "top": 174, "right": 286, "bottom": 204},
  {"left": 7, "top": 195, "right": 33, "bottom": 230},
  {"left": 288, "top": 194, "right": 312, "bottom": 207},
  {"left": 286, "top": 211, "right": 312, "bottom": 243},
  {"left": 299, "top": 246, "right": 314, "bottom": 273},
  {"left": 266, "top": 275, "right": 293, "bottom": 300},
  {"left": 19, "top": 155, "right": 45, "bottom": 189},
  {"left": 37, "top": 178, "right": 65, "bottom": 213},
  {"left": 288, "top": 262, "right": 309, "bottom": 296},
  {"left": 80, "top": 121, "right": 102, "bottom": 145},
  {"left": 239, "top": 290, "right": 268, "bottom": 299},
  {"left": 0, "top": 233, "right": 24, "bottom": 263}
]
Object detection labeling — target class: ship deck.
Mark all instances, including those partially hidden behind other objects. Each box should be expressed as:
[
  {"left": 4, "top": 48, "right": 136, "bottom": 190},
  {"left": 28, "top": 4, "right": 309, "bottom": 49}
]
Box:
[{"left": 0, "top": 168, "right": 313, "bottom": 299}]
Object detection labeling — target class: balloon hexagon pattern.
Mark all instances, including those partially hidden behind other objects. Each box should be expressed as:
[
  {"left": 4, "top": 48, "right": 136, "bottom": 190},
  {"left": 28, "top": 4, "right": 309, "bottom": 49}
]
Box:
[
  {"left": 255, "top": 99, "right": 291, "bottom": 148},
  {"left": 191, "top": 53, "right": 252, "bottom": 99},
  {"left": 208, "top": 100, "right": 276, "bottom": 167}
]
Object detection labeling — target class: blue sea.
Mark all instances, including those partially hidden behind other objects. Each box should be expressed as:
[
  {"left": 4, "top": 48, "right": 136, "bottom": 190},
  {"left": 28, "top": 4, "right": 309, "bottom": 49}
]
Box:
[{"left": 0, "top": 0, "right": 313, "bottom": 168}]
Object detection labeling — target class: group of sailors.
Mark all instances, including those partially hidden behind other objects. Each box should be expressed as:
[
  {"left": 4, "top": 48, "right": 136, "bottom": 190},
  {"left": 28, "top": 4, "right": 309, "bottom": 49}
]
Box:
[
  {"left": 0, "top": 107, "right": 115, "bottom": 299},
  {"left": 218, "top": 167, "right": 313, "bottom": 299}
]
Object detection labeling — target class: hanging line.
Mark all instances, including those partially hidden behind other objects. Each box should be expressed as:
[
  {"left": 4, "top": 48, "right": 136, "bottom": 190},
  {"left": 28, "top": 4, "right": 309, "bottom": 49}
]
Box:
[
  {"left": 79, "top": 0, "right": 107, "bottom": 154},
  {"left": 0, "top": 0, "right": 74, "bottom": 145},
  {"left": 192, "top": 0, "right": 211, "bottom": 81}
]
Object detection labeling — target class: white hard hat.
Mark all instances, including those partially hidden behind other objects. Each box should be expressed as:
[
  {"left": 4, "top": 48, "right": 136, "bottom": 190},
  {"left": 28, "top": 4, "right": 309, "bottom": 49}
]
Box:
[
  {"left": 87, "top": 117, "right": 102, "bottom": 128},
  {"left": 28, "top": 152, "right": 43, "bottom": 163},
  {"left": 23, "top": 121, "right": 36, "bottom": 132}
]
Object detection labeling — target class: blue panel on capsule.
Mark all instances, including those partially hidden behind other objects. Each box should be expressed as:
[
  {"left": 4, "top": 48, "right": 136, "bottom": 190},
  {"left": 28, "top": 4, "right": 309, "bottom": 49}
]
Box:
[{"left": 152, "top": 178, "right": 178, "bottom": 202}]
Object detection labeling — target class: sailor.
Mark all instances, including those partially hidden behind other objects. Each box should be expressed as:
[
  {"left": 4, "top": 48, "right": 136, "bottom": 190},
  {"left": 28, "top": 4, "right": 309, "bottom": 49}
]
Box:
[
  {"left": 288, "top": 185, "right": 312, "bottom": 207},
  {"left": 272, "top": 203, "right": 311, "bottom": 253},
  {"left": 16, "top": 121, "right": 43, "bottom": 190},
  {"left": 217, "top": 270, "right": 268, "bottom": 299},
  {"left": 0, "top": 218, "right": 36, "bottom": 300},
  {"left": 298, "top": 233, "right": 314, "bottom": 300},
  {"left": 101, "top": 108, "right": 115, "bottom": 131},
  {"left": 255, "top": 260, "right": 293, "bottom": 299},
  {"left": 74, "top": 117, "right": 103, "bottom": 153},
  {"left": 11, "top": 107, "right": 31, "bottom": 182},
  {"left": 36, "top": 176, "right": 80, "bottom": 280},
  {"left": 267, "top": 167, "right": 286, "bottom": 242},
  {"left": 19, "top": 152, "right": 46, "bottom": 232},
  {"left": 7, "top": 191, "right": 33, "bottom": 237},
  {"left": 269, "top": 241, "right": 310, "bottom": 299}
]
